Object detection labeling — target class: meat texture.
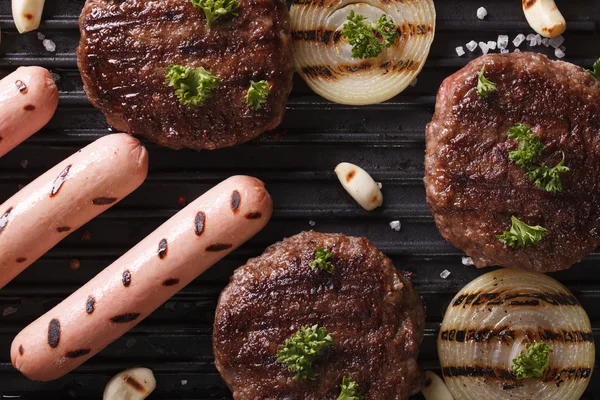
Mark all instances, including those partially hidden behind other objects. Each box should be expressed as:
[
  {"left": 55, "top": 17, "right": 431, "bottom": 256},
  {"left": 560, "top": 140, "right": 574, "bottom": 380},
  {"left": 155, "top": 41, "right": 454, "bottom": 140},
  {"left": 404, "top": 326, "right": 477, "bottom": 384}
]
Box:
[
  {"left": 213, "top": 231, "right": 425, "bottom": 400},
  {"left": 425, "top": 52, "right": 600, "bottom": 272},
  {"left": 78, "top": 0, "right": 293, "bottom": 150}
]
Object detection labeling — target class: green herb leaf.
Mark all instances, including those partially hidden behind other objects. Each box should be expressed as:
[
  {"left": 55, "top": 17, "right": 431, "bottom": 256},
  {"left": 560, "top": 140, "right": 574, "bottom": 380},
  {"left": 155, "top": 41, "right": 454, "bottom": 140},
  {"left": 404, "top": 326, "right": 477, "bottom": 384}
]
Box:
[
  {"left": 511, "top": 342, "right": 550, "bottom": 379},
  {"left": 166, "top": 65, "right": 220, "bottom": 106},
  {"left": 191, "top": 0, "right": 239, "bottom": 28},
  {"left": 497, "top": 216, "right": 547, "bottom": 248},
  {"left": 477, "top": 65, "right": 497, "bottom": 99},
  {"left": 310, "top": 246, "right": 334, "bottom": 273},
  {"left": 246, "top": 80, "right": 270, "bottom": 111},
  {"left": 337, "top": 377, "right": 362, "bottom": 400},
  {"left": 588, "top": 58, "right": 600, "bottom": 81},
  {"left": 277, "top": 325, "right": 333, "bottom": 381},
  {"left": 341, "top": 11, "right": 398, "bottom": 60},
  {"left": 507, "top": 124, "right": 544, "bottom": 168},
  {"left": 526, "top": 153, "right": 570, "bottom": 193}
]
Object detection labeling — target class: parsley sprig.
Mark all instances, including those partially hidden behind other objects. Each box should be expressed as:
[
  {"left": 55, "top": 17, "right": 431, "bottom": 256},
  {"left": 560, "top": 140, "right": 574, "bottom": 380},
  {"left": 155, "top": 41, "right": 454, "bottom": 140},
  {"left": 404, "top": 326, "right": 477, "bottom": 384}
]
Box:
[
  {"left": 342, "top": 11, "right": 398, "bottom": 60},
  {"left": 588, "top": 58, "right": 600, "bottom": 81},
  {"left": 246, "top": 80, "right": 270, "bottom": 111},
  {"left": 497, "top": 216, "right": 547, "bottom": 248},
  {"left": 507, "top": 123, "right": 569, "bottom": 193},
  {"left": 511, "top": 342, "right": 550, "bottom": 379},
  {"left": 310, "top": 247, "right": 334, "bottom": 273},
  {"left": 165, "top": 65, "right": 220, "bottom": 106},
  {"left": 477, "top": 65, "right": 497, "bottom": 99},
  {"left": 277, "top": 325, "right": 333, "bottom": 381},
  {"left": 337, "top": 377, "right": 362, "bottom": 400},
  {"left": 191, "top": 0, "right": 240, "bottom": 28}
]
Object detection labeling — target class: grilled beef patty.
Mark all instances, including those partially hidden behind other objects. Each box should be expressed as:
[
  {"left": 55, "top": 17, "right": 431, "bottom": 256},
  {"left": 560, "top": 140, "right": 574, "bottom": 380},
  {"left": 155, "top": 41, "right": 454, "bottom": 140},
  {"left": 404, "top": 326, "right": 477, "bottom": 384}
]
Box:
[
  {"left": 78, "top": 0, "right": 293, "bottom": 150},
  {"left": 213, "top": 231, "right": 425, "bottom": 399},
  {"left": 425, "top": 53, "right": 600, "bottom": 272}
]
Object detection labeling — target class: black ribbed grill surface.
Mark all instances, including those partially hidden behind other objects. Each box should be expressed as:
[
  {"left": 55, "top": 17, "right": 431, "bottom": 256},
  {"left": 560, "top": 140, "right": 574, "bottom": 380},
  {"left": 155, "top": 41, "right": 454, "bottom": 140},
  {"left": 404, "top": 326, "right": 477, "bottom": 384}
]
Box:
[{"left": 0, "top": 0, "right": 598, "bottom": 398}]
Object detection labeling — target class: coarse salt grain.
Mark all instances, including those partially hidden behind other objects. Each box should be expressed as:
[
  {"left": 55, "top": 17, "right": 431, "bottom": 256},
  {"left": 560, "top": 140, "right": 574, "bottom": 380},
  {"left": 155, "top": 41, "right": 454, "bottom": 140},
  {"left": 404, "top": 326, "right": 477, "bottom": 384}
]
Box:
[
  {"left": 466, "top": 40, "right": 478, "bottom": 52},
  {"left": 462, "top": 256, "right": 475, "bottom": 266},
  {"left": 526, "top": 33, "right": 536, "bottom": 41},
  {"left": 456, "top": 46, "right": 465, "bottom": 57},
  {"left": 181, "top": 380, "right": 188, "bottom": 386},
  {"left": 535, "top": 34, "right": 542, "bottom": 46},
  {"left": 542, "top": 38, "right": 550, "bottom": 47},
  {"left": 440, "top": 269, "right": 451, "bottom": 279},
  {"left": 514, "top": 49, "right": 521, "bottom": 53},
  {"left": 549, "top": 35, "right": 565, "bottom": 49},
  {"left": 389, "top": 220, "right": 401, "bottom": 232},
  {"left": 20, "top": 160, "right": 28, "bottom": 169},
  {"left": 497, "top": 35, "right": 509, "bottom": 49},
  {"left": 513, "top": 33, "right": 526, "bottom": 47},
  {"left": 410, "top": 78, "right": 418, "bottom": 87},
  {"left": 479, "top": 42, "right": 489, "bottom": 55},
  {"left": 308, "top": 220, "right": 316, "bottom": 227},
  {"left": 555, "top": 47, "right": 566, "bottom": 59},
  {"left": 501, "top": 49, "right": 510, "bottom": 54},
  {"left": 476, "top": 7, "right": 487, "bottom": 20},
  {"left": 487, "top": 41, "right": 497, "bottom": 50},
  {"left": 37, "top": 32, "right": 45, "bottom": 40},
  {"left": 376, "top": 182, "right": 383, "bottom": 189},
  {"left": 43, "top": 39, "right": 56, "bottom": 52}
]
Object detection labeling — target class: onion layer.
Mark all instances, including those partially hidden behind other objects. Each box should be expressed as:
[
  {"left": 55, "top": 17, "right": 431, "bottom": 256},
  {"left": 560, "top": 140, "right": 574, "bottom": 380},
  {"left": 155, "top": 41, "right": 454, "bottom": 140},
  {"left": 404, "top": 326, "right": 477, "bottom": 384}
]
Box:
[
  {"left": 290, "top": 0, "right": 435, "bottom": 105},
  {"left": 438, "top": 268, "right": 594, "bottom": 400}
]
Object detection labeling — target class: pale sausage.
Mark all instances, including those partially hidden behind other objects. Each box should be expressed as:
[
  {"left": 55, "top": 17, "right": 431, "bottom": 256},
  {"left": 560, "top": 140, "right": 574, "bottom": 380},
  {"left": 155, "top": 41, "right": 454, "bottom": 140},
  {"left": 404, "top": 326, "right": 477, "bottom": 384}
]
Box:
[
  {"left": 11, "top": 175, "right": 273, "bottom": 381},
  {"left": 0, "top": 133, "right": 148, "bottom": 288},
  {"left": 0, "top": 67, "right": 59, "bottom": 157}
]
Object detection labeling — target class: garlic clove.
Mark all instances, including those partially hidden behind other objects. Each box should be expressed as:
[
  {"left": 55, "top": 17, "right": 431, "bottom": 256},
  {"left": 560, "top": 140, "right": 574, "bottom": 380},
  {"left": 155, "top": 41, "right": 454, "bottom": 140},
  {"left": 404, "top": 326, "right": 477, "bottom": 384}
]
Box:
[
  {"left": 103, "top": 367, "right": 156, "bottom": 400},
  {"left": 421, "top": 370, "right": 454, "bottom": 400},
  {"left": 522, "top": 0, "right": 566, "bottom": 38},
  {"left": 12, "top": 0, "right": 45, "bottom": 34},
  {"left": 334, "top": 162, "right": 383, "bottom": 211}
]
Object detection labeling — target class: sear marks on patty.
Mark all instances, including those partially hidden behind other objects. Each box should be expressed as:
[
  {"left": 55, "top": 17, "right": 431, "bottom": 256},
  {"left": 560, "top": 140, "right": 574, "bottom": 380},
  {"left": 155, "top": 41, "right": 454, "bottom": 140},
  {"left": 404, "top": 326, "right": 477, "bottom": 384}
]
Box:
[
  {"left": 213, "top": 231, "right": 425, "bottom": 400},
  {"left": 425, "top": 52, "right": 600, "bottom": 273},
  {"left": 77, "top": 0, "right": 293, "bottom": 150}
]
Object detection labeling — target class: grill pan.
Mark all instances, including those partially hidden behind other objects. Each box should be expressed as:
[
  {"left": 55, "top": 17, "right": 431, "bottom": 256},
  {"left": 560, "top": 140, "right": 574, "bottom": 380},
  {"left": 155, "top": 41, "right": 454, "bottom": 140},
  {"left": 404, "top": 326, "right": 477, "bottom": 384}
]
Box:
[{"left": 0, "top": 0, "right": 598, "bottom": 398}]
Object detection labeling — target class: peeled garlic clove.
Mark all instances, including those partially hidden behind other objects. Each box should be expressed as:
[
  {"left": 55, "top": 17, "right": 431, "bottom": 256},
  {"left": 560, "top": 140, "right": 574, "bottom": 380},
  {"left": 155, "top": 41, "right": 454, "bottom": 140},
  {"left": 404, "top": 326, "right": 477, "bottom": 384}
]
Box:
[
  {"left": 103, "top": 367, "right": 156, "bottom": 400},
  {"left": 334, "top": 162, "right": 382, "bottom": 211},
  {"left": 522, "top": 0, "right": 566, "bottom": 38},
  {"left": 12, "top": 0, "right": 45, "bottom": 34},
  {"left": 421, "top": 371, "right": 454, "bottom": 400}
]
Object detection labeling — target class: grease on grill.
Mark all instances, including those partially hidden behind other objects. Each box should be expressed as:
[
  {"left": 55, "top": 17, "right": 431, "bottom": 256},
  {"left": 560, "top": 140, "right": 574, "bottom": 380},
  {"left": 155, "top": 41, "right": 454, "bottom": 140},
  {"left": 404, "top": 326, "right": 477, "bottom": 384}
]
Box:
[
  {"left": 245, "top": 212, "right": 262, "bottom": 219},
  {"left": 122, "top": 270, "right": 132, "bottom": 287},
  {"left": 92, "top": 197, "right": 118, "bottom": 205},
  {"left": 47, "top": 319, "right": 61, "bottom": 348},
  {"left": 0, "top": 207, "right": 13, "bottom": 235},
  {"left": 15, "top": 80, "right": 28, "bottom": 94},
  {"left": 111, "top": 313, "right": 141, "bottom": 323},
  {"left": 206, "top": 243, "right": 233, "bottom": 251},
  {"left": 231, "top": 190, "right": 241, "bottom": 213},
  {"left": 194, "top": 211, "right": 205, "bottom": 236},
  {"left": 86, "top": 296, "right": 95, "bottom": 314},
  {"left": 50, "top": 165, "right": 71, "bottom": 197},
  {"left": 66, "top": 349, "right": 91, "bottom": 358},
  {"left": 158, "top": 239, "right": 168, "bottom": 259}
]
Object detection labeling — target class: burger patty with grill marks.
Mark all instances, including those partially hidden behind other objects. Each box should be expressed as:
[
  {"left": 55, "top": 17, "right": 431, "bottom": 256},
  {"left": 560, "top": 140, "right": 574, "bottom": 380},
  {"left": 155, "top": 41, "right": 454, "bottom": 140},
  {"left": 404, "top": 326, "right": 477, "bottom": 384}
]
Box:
[
  {"left": 425, "top": 52, "right": 600, "bottom": 273},
  {"left": 78, "top": 0, "right": 293, "bottom": 150},
  {"left": 213, "top": 231, "right": 425, "bottom": 399}
]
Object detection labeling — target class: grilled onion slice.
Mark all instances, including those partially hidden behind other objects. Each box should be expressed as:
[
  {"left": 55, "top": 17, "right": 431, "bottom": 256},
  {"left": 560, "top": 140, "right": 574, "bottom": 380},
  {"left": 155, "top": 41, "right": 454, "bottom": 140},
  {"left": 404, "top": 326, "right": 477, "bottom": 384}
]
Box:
[
  {"left": 290, "top": 0, "right": 435, "bottom": 105},
  {"left": 438, "top": 269, "right": 594, "bottom": 400}
]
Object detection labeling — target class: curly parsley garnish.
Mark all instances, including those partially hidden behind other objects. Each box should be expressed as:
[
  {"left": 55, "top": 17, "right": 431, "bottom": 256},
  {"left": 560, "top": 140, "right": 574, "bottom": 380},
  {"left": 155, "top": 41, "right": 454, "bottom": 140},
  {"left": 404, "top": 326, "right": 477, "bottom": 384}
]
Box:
[
  {"left": 191, "top": 0, "right": 240, "bottom": 28},
  {"left": 589, "top": 58, "right": 600, "bottom": 81},
  {"left": 477, "top": 65, "right": 497, "bottom": 98},
  {"left": 342, "top": 11, "right": 398, "bottom": 60},
  {"left": 310, "top": 246, "right": 334, "bottom": 273},
  {"left": 511, "top": 342, "right": 550, "bottom": 379},
  {"left": 277, "top": 325, "right": 333, "bottom": 381},
  {"left": 497, "top": 216, "right": 547, "bottom": 248},
  {"left": 507, "top": 123, "right": 569, "bottom": 192},
  {"left": 166, "top": 65, "right": 220, "bottom": 106},
  {"left": 338, "top": 377, "right": 362, "bottom": 400},
  {"left": 246, "top": 80, "right": 270, "bottom": 111}
]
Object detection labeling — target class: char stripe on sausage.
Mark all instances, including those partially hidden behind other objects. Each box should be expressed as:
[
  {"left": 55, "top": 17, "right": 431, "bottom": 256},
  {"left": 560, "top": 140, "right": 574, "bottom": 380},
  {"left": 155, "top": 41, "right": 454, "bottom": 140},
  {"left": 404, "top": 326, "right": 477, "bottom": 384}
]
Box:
[
  {"left": 86, "top": 296, "right": 95, "bottom": 314},
  {"left": 92, "top": 197, "right": 118, "bottom": 205},
  {"left": 15, "top": 80, "right": 28, "bottom": 94},
  {"left": 110, "top": 313, "right": 141, "bottom": 323},
  {"left": 245, "top": 212, "right": 262, "bottom": 219},
  {"left": 65, "top": 349, "right": 92, "bottom": 358},
  {"left": 16, "top": 257, "right": 26, "bottom": 263},
  {"left": 0, "top": 207, "right": 12, "bottom": 235},
  {"left": 231, "top": 190, "right": 241, "bottom": 213},
  {"left": 163, "top": 278, "right": 180, "bottom": 286},
  {"left": 47, "top": 319, "right": 60, "bottom": 348},
  {"left": 158, "top": 239, "right": 168, "bottom": 259},
  {"left": 18, "top": 345, "right": 24, "bottom": 355},
  {"left": 194, "top": 212, "right": 206, "bottom": 236},
  {"left": 50, "top": 165, "right": 71, "bottom": 197},
  {"left": 56, "top": 227, "right": 71, "bottom": 233},
  {"left": 206, "top": 244, "right": 233, "bottom": 252},
  {"left": 122, "top": 270, "right": 132, "bottom": 287}
]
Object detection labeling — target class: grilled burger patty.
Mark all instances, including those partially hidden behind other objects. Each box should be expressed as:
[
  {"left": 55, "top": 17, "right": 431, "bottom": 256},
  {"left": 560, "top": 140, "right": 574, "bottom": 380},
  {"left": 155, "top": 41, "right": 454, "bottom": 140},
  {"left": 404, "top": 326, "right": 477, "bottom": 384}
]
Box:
[
  {"left": 213, "top": 231, "right": 425, "bottom": 399},
  {"left": 425, "top": 52, "right": 600, "bottom": 273},
  {"left": 78, "top": 0, "right": 293, "bottom": 150}
]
